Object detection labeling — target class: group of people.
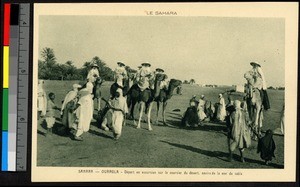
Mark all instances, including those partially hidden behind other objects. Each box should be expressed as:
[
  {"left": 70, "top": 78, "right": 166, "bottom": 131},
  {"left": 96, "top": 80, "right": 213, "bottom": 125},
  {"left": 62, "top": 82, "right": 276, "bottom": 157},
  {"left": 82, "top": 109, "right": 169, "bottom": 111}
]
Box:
[
  {"left": 37, "top": 61, "right": 171, "bottom": 141},
  {"left": 182, "top": 93, "right": 228, "bottom": 127},
  {"left": 37, "top": 60, "right": 280, "bottom": 165},
  {"left": 181, "top": 61, "right": 278, "bottom": 165}
]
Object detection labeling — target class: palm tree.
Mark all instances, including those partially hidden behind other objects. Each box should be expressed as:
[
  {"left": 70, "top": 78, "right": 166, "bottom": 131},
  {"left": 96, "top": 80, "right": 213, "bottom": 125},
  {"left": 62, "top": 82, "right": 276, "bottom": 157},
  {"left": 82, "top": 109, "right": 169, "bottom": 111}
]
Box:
[
  {"left": 65, "top": 60, "right": 73, "bottom": 66},
  {"left": 83, "top": 61, "right": 91, "bottom": 69},
  {"left": 41, "top": 47, "right": 56, "bottom": 67},
  {"left": 91, "top": 56, "right": 106, "bottom": 68}
]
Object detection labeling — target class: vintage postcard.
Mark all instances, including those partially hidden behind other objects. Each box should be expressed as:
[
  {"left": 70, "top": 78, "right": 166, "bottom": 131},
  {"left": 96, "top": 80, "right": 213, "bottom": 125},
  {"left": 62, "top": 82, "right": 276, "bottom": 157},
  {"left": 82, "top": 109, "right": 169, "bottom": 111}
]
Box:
[{"left": 32, "top": 2, "right": 298, "bottom": 182}]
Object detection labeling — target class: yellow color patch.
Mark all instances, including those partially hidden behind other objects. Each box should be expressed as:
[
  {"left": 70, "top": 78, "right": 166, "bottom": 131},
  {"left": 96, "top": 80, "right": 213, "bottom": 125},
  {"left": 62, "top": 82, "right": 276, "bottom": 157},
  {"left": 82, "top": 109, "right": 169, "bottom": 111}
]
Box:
[{"left": 3, "top": 47, "right": 9, "bottom": 88}]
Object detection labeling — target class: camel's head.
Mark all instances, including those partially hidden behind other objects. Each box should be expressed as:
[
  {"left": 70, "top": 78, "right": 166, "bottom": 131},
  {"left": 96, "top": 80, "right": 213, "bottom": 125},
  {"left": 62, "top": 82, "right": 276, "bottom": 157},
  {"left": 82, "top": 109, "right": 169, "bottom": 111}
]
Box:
[
  {"left": 169, "top": 79, "right": 182, "bottom": 87},
  {"left": 155, "top": 73, "right": 166, "bottom": 82}
]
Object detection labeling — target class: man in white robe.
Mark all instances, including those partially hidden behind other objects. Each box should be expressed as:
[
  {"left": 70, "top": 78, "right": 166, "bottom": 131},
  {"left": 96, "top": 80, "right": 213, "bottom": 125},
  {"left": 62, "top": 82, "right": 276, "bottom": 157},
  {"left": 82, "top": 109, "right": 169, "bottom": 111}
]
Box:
[
  {"left": 61, "top": 84, "right": 81, "bottom": 129},
  {"left": 216, "top": 93, "right": 226, "bottom": 121},
  {"left": 110, "top": 89, "right": 128, "bottom": 140},
  {"left": 73, "top": 88, "right": 93, "bottom": 141},
  {"left": 38, "top": 80, "right": 47, "bottom": 119}
]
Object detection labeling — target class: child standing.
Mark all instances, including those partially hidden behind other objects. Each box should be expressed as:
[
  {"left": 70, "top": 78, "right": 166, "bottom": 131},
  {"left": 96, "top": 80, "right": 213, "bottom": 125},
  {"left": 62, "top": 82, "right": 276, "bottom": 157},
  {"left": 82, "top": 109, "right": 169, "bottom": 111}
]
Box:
[
  {"left": 45, "top": 92, "right": 59, "bottom": 135},
  {"left": 257, "top": 129, "right": 276, "bottom": 165}
]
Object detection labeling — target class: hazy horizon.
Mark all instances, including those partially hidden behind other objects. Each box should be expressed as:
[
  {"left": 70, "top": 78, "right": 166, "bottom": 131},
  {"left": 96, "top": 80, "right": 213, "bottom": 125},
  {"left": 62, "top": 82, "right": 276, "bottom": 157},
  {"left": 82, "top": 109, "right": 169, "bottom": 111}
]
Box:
[{"left": 38, "top": 16, "right": 285, "bottom": 87}]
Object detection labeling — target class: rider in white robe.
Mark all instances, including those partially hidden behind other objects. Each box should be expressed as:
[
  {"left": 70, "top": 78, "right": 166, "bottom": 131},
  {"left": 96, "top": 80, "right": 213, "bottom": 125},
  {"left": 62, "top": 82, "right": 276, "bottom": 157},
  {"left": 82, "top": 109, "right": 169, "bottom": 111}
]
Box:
[
  {"left": 114, "top": 62, "right": 127, "bottom": 87},
  {"left": 87, "top": 63, "right": 100, "bottom": 83},
  {"left": 136, "top": 63, "right": 153, "bottom": 91}
]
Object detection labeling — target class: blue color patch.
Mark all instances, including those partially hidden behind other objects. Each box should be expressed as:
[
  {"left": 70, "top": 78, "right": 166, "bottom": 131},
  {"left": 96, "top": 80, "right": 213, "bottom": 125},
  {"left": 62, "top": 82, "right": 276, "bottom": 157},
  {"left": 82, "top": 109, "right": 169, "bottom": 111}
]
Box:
[{"left": 2, "top": 131, "right": 8, "bottom": 171}]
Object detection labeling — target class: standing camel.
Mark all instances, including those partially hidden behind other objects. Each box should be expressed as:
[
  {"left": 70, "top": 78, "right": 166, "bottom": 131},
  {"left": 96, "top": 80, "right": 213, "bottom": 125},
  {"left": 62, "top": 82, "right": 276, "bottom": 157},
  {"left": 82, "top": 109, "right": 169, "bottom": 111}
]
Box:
[
  {"left": 128, "top": 76, "right": 181, "bottom": 131},
  {"left": 93, "top": 77, "right": 104, "bottom": 111},
  {"left": 155, "top": 79, "right": 182, "bottom": 125}
]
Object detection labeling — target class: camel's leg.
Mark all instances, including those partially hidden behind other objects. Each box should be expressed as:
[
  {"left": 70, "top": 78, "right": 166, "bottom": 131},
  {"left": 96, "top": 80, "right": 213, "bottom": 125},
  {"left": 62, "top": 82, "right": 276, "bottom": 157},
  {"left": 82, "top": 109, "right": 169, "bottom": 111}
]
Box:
[
  {"left": 137, "top": 102, "right": 145, "bottom": 129},
  {"left": 147, "top": 102, "right": 153, "bottom": 131},
  {"left": 227, "top": 136, "right": 232, "bottom": 161},
  {"left": 254, "top": 105, "right": 262, "bottom": 134},
  {"left": 162, "top": 102, "right": 168, "bottom": 125},
  {"left": 130, "top": 100, "right": 136, "bottom": 120},
  {"left": 257, "top": 107, "right": 263, "bottom": 137},
  {"left": 97, "top": 97, "right": 101, "bottom": 111},
  {"left": 239, "top": 148, "right": 245, "bottom": 162},
  {"left": 155, "top": 102, "right": 160, "bottom": 125}
]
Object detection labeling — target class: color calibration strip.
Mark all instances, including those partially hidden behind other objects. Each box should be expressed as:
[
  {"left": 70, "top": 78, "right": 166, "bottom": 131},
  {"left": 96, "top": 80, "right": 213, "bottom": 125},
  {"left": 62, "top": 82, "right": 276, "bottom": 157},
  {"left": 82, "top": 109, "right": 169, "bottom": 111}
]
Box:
[
  {"left": 2, "top": 3, "right": 26, "bottom": 171},
  {"left": 2, "top": 3, "right": 11, "bottom": 171}
]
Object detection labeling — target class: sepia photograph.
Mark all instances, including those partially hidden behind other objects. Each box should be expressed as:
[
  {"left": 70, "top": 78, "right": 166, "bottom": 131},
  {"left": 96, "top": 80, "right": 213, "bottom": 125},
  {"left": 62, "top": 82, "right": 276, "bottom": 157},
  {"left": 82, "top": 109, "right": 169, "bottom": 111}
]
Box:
[{"left": 31, "top": 3, "right": 298, "bottom": 182}]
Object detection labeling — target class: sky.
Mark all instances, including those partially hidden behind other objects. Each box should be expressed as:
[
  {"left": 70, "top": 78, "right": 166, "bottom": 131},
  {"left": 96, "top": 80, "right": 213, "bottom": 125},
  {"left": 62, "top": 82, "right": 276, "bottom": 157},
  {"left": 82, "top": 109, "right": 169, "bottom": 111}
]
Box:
[{"left": 38, "top": 16, "right": 285, "bottom": 87}]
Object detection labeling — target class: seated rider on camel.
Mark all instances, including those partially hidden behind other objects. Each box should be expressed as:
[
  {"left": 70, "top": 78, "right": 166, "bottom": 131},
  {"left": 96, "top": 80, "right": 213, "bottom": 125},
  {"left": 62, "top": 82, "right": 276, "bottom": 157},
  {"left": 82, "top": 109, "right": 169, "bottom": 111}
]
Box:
[
  {"left": 155, "top": 68, "right": 169, "bottom": 90},
  {"left": 87, "top": 63, "right": 100, "bottom": 83},
  {"left": 111, "top": 62, "right": 128, "bottom": 99},
  {"left": 245, "top": 61, "right": 270, "bottom": 110},
  {"left": 114, "top": 62, "right": 128, "bottom": 87},
  {"left": 135, "top": 62, "right": 155, "bottom": 92}
]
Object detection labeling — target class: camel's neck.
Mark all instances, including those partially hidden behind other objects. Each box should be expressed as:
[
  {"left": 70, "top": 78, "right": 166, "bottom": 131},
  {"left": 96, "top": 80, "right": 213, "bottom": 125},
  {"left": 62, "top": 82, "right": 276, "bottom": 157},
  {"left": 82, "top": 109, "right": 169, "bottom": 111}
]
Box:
[
  {"left": 166, "top": 84, "right": 176, "bottom": 99},
  {"left": 153, "top": 79, "right": 161, "bottom": 95}
]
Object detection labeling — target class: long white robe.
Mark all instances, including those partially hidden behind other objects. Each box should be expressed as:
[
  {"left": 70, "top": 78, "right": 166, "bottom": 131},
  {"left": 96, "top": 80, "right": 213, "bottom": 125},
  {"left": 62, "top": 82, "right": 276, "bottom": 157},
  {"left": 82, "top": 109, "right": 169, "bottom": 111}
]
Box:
[
  {"left": 197, "top": 99, "right": 207, "bottom": 120},
  {"left": 253, "top": 67, "right": 267, "bottom": 90},
  {"left": 38, "top": 84, "right": 47, "bottom": 116},
  {"left": 110, "top": 95, "right": 128, "bottom": 135},
  {"left": 217, "top": 97, "right": 226, "bottom": 121},
  {"left": 114, "top": 66, "right": 127, "bottom": 87},
  {"left": 75, "top": 93, "right": 93, "bottom": 137},
  {"left": 61, "top": 90, "right": 77, "bottom": 112},
  {"left": 87, "top": 68, "right": 99, "bottom": 82},
  {"left": 61, "top": 90, "right": 78, "bottom": 128},
  {"left": 86, "top": 82, "right": 94, "bottom": 94}
]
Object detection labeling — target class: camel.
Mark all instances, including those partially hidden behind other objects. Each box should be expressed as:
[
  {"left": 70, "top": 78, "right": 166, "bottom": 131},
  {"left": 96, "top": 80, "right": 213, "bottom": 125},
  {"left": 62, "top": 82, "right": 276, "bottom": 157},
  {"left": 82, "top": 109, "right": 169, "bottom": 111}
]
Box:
[
  {"left": 124, "top": 74, "right": 181, "bottom": 130},
  {"left": 93, "top": 77, "right": 104, "bottom": 111},
  {"left": 154, "top": 78, "right": 182, "bottom": 125},
  {"left": 244, "top": 71, "right": 263, "bottom": 138}
]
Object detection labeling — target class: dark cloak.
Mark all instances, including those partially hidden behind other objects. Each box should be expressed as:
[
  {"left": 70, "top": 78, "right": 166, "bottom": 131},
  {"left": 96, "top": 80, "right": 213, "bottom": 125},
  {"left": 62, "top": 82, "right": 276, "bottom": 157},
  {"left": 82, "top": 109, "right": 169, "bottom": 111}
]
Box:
[{"left": 257, "top": 129, "right": 276, "bottom": 161}]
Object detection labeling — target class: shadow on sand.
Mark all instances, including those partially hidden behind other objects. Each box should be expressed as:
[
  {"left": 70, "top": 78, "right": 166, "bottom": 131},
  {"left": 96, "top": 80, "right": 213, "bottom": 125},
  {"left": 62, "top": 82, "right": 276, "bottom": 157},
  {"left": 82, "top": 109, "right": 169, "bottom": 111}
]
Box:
[
  {"left": 38, "top": 117, "right": 74, "bottom": 138},
  {"left": 164, "top": 117, "right": 227, "bottom": 136},
  {"left": 160, "top": 140, "right": 283, "bottom": 168},
  {"left": 88, "top": 129, "right": 114, "bottom": 140}
]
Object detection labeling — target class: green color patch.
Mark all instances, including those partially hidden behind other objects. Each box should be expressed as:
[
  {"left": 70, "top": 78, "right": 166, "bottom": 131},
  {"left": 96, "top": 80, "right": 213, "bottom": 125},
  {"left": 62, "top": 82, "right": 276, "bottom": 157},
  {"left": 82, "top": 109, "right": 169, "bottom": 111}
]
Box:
[{"left": 2, "top": 89, "right": 9, "bottom": 131}]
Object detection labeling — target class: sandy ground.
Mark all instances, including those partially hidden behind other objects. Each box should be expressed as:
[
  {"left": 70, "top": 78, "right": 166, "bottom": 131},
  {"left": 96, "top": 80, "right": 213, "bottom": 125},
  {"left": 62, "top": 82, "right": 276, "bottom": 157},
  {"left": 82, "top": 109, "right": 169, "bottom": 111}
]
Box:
[{"left": 36, "top": 81, "right": 284, "bottom": 168}]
